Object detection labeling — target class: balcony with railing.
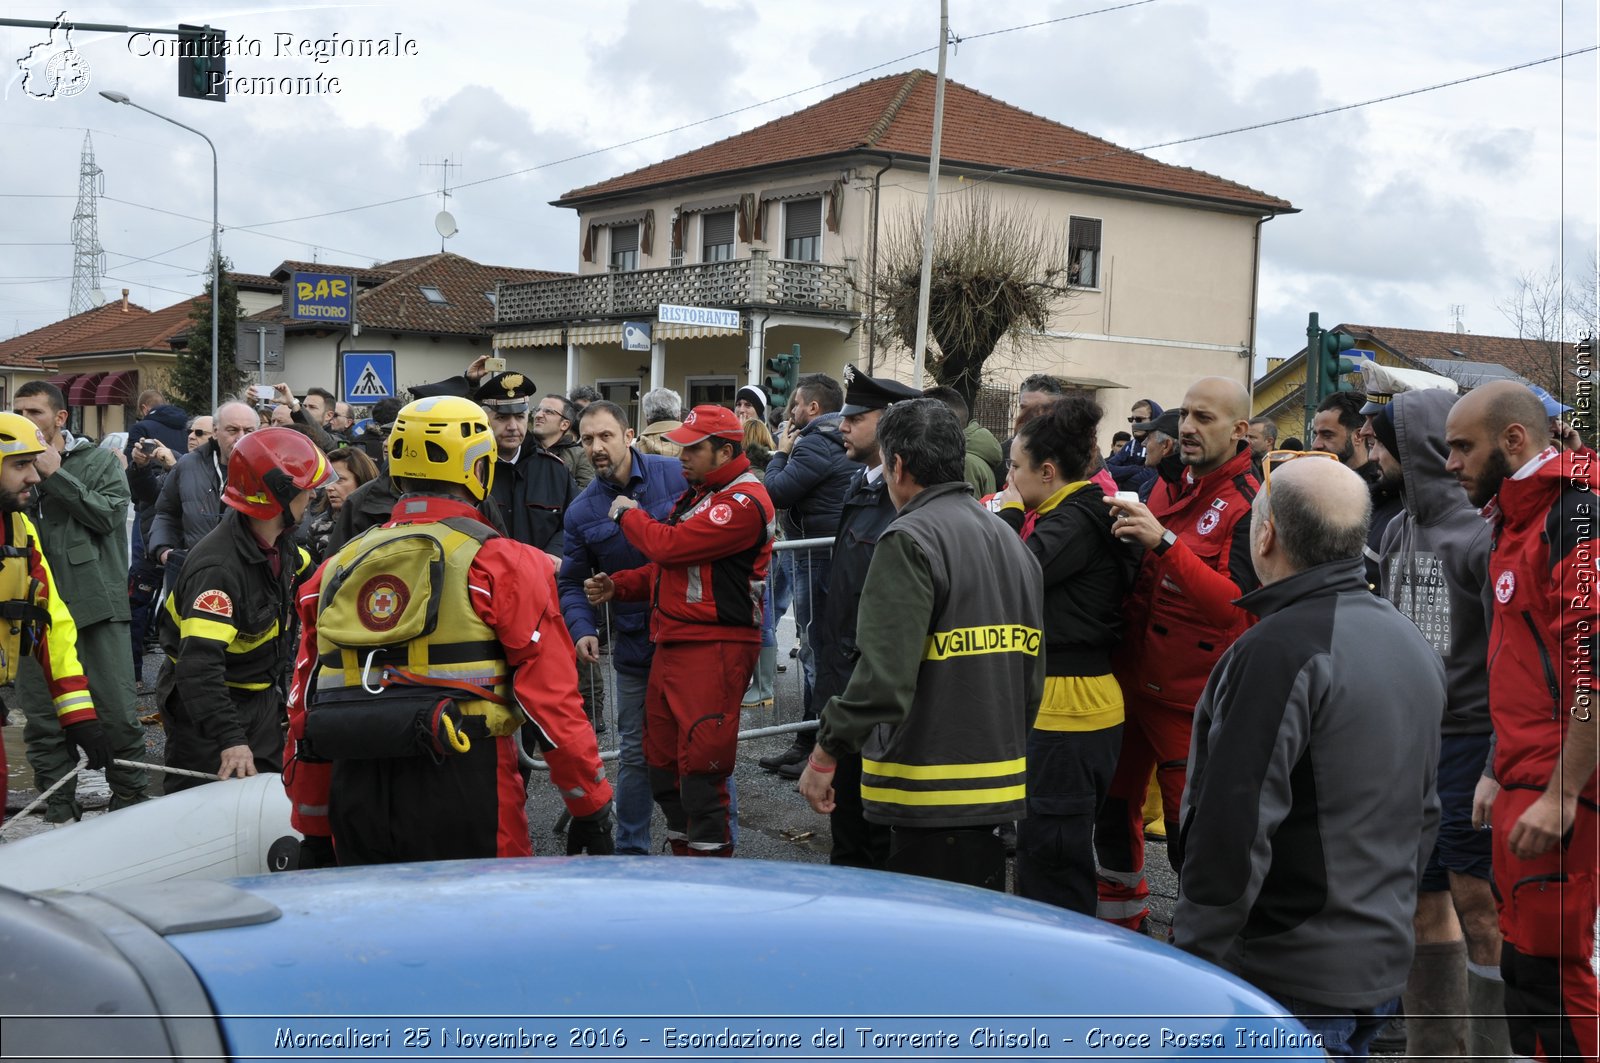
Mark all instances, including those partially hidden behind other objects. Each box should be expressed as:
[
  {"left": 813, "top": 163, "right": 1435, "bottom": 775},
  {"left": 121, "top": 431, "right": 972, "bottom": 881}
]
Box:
[{"left": 495, "top": 250, "right": 855, "bottom": 326}]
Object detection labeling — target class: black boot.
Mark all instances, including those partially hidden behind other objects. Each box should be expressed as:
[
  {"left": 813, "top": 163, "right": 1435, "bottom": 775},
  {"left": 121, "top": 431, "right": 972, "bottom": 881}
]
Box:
[{"left": 759, "top": 737, "right": 812, "bottom": 773}]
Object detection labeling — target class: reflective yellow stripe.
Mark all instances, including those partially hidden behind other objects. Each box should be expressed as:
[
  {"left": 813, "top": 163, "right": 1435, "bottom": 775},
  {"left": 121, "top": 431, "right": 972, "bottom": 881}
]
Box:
[
  {"left": 923, "top": 624, "right": 1042, "bottom": 661},
  {"left": 229, "top": 622, "right": 280, "bottom": 654},
  {"left": 225, "top": 679, "right": 273, "bottom": 691},
  {"left": 53, "top": 692, "right": 94, "bottom": 714},
  {"left": 860, "top": 783, "right": 1027, "bottom": 806},
  {"left": 861, "top": 756, "right": 1025, "bottom": 781},
  {"left": 180, "top": 615, "right": 237, "bottom": 645}
]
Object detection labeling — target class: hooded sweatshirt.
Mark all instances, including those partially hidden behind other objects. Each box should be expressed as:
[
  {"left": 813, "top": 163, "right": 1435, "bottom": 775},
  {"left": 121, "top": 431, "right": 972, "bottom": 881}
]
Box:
[{"left": 1377, "top": 389, "right": 1493, "bottom": 737}]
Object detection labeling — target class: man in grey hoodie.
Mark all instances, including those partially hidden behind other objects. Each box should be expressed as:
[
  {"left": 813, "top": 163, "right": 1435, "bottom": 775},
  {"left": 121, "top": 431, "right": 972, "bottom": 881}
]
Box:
[{"left": 1372, "top": 387, "right": 1509, "bottom": 1061}]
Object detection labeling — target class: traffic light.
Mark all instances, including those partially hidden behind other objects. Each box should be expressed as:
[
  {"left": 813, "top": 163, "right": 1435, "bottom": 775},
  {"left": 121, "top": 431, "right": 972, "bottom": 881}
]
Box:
[
  {"left": 1318, "top": 328, "right": 1359, "bottom": 400},
  {"left": 177, "top": 24, "right": 227, "bottom": 102},
  {"left": 765, "top": 345, "right": 802, "bottom": 415},
  {"left": 1304, "top": 312, "right": 1364, "bottom": 408}
]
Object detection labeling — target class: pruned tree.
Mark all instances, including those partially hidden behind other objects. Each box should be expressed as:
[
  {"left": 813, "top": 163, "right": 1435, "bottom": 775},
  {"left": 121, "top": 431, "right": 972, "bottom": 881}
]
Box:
[
  {"left": 871, "top": 192, "right": 1074, "bottom": 409},
  {"left": 168, "top": 251, "right": 247, "bottom": 414},
  {"left": 1496, "top": 258, "right": 1599, "bottom": 436}
]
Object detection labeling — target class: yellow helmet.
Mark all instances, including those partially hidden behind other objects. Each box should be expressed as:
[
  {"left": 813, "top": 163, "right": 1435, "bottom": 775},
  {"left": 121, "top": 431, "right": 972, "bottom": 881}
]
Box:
[
  {"left": 0, "top": 413, "right": 47, "bottom": 459},
  {"left": 387, "top": 395, "right": 496, "bottom": 500}
]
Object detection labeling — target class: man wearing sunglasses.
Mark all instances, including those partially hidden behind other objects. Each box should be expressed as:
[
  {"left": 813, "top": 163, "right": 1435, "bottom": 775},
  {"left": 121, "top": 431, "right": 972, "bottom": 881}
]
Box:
[
  {"left": 1175, "top": 453, "right": 1444, "bottom": 1058},
  {"left": 1094, "top": 376, "right": 1260, "bottom": 933}
]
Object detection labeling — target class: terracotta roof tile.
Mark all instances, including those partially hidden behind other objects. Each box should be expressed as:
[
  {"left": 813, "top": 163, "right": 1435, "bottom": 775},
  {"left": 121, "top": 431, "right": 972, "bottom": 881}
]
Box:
[
  {"left": 0, "top": 302, "right": 153, "bottom": 369},
  {"left": 249, "top": 252, "right": 570, "bottom": 336},
  {"left": 74, "top": 297, "right": 205, "bottom": 355},
  {"left": 560, "top": 70, "right": 1292, "bottom": 213},
  {"left": 228, "top": 271, "right": 282, "bottom": 291}
]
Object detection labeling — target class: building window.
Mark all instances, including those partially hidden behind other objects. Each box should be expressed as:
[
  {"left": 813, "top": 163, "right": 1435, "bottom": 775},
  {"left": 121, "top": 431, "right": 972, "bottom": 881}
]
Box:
[
  {"left": 610, "top": 224, "right": 639, "bottom": 271},
  {"left": 701, "top": 211, "right": 735, "bottom": 262},
  {"left": 597, "top": 378, "right": 641, "bottom": 430},
  {"left": 419, "top": 284, "right": 448, "bottom": 304},
  {"left": 783, "top": 199, "right": 822, "bottom": 262},
  {"left": 685, "top": 374, "right": 737, "bottom": 410},
  {"left": 1068, "top": 216, "right": 1101, "bottom": 288}
]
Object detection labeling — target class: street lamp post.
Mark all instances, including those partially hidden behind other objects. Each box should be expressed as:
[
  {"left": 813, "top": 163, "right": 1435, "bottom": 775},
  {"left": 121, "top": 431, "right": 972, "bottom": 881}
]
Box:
[{"left": 99, "top": 90, "right": 220, "bottom": 416}]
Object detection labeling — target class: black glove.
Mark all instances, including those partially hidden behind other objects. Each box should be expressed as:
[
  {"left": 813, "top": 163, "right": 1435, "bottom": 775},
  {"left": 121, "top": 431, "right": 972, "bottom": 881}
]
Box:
[
  {"left": 62, "top": 719, "right": 111, "bottom": 771},
  {"left": 298, "top": 835, "right": 337, "bottom": 870},
  {"left": 566, "top": 801, "right": 615, "bottom": 856}
]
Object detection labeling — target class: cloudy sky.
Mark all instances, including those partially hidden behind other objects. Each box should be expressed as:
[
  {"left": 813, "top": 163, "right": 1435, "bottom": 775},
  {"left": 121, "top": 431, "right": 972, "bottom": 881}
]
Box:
[{"left": 2, "top": 0, "right": 1594, "bottom": 373}]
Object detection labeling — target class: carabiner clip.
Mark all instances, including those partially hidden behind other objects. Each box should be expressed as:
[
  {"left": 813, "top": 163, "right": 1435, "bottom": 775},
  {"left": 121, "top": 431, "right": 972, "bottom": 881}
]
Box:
[{"left": 359, "top": 649, "right": 386, "bottom": 695}]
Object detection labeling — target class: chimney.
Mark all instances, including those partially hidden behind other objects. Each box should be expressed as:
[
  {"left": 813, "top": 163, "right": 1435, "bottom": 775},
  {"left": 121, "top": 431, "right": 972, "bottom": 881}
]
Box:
[{"left": 120, "top": 288, "right": 129, "bottom": 312}]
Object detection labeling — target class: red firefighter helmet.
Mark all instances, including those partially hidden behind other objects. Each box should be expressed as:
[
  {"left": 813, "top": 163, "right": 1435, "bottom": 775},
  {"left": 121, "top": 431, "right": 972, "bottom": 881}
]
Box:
[{"left": 223, "top": 427, "right": 336, "bottom": 519}]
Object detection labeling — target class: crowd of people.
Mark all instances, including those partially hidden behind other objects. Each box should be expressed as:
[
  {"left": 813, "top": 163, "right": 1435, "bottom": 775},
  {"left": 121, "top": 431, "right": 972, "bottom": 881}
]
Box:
[{"left": 0, "top": 348, "right": 1594, "bottom": 1061}]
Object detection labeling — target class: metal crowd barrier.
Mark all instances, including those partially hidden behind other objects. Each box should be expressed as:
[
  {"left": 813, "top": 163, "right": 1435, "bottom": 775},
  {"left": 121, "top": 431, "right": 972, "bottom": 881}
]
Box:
[{"left": 526, "top": 536, "right": 833, "bottom": 772}]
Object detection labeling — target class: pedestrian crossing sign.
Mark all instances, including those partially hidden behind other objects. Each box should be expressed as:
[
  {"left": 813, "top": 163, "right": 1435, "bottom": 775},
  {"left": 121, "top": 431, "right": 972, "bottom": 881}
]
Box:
[{"left": 342, "top": 351, "right": 395, "bottom": 405}]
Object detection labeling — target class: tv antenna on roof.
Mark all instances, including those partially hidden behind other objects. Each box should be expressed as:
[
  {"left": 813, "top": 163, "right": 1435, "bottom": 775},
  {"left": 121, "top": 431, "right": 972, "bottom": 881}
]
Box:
[{"left": 421, "top": 156, "right": 461, "bottom": 252}]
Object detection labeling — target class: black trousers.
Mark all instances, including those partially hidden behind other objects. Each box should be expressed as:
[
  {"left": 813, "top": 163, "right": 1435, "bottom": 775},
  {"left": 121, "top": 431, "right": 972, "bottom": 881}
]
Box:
[
  {"left": 1016, "top": 724, "right": 1122, "bottom": 915},
  {"left": 829, "top": 751, "right": 889, "bottom": 870},
  {"left": 886, "top": 824, "right": 1006, "bottom": 891}
]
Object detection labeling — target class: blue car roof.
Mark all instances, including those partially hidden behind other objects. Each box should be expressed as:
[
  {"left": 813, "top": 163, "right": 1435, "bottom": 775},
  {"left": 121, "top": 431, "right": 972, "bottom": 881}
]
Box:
[{"left": 139, "top": 859, "right": 1308, "bottom": 1056}]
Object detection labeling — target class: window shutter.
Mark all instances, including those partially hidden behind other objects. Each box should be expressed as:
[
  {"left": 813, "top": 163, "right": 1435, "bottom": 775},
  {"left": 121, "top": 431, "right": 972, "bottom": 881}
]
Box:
[
  {"left": 786, "top": 198, "right": 822, "bottom": 240},
  {"left": 1068, "top": 216, "right": 1101, "bottom": 253},
  {"left": 611, "top": 225, "right": 639, "bottom": 253},
  {"left": 703, "top": 211, "right": 735, "bottom": 247}
]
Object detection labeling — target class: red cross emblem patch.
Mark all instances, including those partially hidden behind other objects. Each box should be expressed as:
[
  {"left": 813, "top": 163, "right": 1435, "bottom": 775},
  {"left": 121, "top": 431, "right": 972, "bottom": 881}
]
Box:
[{"left": 357, "top": 575, "right": 410, "bottom": 632}]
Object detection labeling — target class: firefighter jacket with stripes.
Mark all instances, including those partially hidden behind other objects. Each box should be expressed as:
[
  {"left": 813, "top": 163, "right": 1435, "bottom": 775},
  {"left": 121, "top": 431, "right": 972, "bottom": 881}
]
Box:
[
  {"left": 1114, "top": 443, "right": 1260, "bottom": 713},
  {"left": 159, "top": 508, "right": 310, "bottom": 751},
  {"left": 284, "top": 496, "right": 611, "bottom": 837},
  {"left": 0, "top": 510, "right": 95, "bottom": 718},
  {"left": 1485, "top": 446, "right": 1600, "bottom": 799},
  {"left": 611, "top": 454, "right": 773, "bottom": 644},
  {"left": 817, "top": 481, "right": 1046, "bottom": 828}
]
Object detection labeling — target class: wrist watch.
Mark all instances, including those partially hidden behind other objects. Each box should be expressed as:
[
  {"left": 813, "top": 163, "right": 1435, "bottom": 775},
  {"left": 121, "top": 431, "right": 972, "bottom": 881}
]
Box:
[{"left": 1151, "top": 528, "right": 1178, "bottom": 556}]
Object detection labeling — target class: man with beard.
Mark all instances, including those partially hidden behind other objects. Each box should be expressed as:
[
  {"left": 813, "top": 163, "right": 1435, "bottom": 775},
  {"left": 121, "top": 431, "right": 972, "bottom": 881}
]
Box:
[
  {"left": 806, "top": 365, "right": 920, "bottom": 867},
  {"left": 11, "top": 382, "right": 148, "bottom": 821},
  {"left": 1094, "top": 376, "right": 1260, "bottom": 932},
  {"left": 558, "top": 400, "right": 687, "bottom": 853},
  {"left": 1370, "top": 386, "right": 1508, "bottom": 1061},
  {"left": 0, "top": 413, "right": 108, "bottom": 819},
  {"left": 1314, "top": 391, "right": 1403, "bottom": 591},
  {"left": 1445, "top": 380, "right": 1599, "bottom": 1062}
]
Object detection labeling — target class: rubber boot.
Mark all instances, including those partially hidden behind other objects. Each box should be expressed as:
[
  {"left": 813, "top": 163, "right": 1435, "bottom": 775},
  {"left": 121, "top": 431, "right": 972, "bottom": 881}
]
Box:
[
  {"left": 1141, "top": 769, "right": 1165, "bottom": 839},
  {"left": 1403, "top": 939, "right": 1469, "bottom": 1063},
  {"left": 741, "top": 647, "right": 776, "bottom": 709},
  {"left": 1465, "top": 966, "right": 1512, "bottom": 1063}
]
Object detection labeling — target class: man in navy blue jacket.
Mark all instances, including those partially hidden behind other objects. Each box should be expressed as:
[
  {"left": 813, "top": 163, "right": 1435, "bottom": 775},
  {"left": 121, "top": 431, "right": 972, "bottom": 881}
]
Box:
[
  {"left": 758, "top": 373, "right": 861, "bottom": 774},
  {"left": 559, "top": 400, "right": 687, "bottom": 853}
]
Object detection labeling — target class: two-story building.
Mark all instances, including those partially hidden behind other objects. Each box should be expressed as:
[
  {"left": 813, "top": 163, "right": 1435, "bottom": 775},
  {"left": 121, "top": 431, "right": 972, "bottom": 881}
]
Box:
[{"left": 492, "top": 69, "right": 1294, "bottom": 434}]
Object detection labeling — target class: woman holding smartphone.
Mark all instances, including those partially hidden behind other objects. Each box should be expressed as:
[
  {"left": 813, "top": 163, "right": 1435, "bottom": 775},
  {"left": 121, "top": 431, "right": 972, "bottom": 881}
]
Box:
[{"left": 993, "top": 396, "right": 1135, "bottom": 915}]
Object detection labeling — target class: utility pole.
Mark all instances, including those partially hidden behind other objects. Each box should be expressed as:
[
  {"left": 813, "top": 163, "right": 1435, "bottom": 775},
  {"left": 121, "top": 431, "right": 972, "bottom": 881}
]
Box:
[
  {"left": 910, "top": 0, "right": 950, "bottom": 388},
  {"left": 67, "top": 132, "right": 105, "bottom": 316}
]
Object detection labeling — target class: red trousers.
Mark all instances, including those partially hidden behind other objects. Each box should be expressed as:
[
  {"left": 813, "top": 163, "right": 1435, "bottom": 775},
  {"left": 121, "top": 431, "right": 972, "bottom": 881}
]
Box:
[
  {"left": 1094, "top": 692, "right": 1194, "bottom": 929},
  {"left": 643, "top": 640, "right": 758, "bottom": 853},
  {"left": 1491, "top": 784, "right": 1598, "bottom": 1061}
]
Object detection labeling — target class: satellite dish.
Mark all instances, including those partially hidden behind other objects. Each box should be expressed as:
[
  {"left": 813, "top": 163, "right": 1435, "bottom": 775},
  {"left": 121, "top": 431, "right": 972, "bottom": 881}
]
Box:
[
  {"left": 90, "top": 290, "right": 106, "bottom": 307},
  {"left": 434, "top": 210, "right": 458, "bottom": 239}
]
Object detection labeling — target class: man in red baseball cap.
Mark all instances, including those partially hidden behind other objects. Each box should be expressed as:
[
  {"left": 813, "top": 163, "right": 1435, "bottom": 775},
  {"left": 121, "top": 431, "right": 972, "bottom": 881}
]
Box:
[{"left": 585, "top": 404, "right": 775, "bottom": 855}]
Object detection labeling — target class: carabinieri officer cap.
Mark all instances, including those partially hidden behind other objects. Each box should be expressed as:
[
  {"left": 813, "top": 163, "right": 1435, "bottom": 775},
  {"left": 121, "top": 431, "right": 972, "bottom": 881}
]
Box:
[{"left": 839, "top": 363, "right": 922, "bottom": 416}]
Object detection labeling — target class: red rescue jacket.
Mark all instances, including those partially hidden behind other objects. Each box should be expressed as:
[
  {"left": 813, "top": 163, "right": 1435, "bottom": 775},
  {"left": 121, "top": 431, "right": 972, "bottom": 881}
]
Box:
[
  {"left": 1486, "top": 447, "right": 1600, "bottom": 798},
  {"left": 612, "top": 455, "right": 774, "bottom": 644},
  {"left": 1115, "top": 445, "right": 1259, "bottom": 711}
]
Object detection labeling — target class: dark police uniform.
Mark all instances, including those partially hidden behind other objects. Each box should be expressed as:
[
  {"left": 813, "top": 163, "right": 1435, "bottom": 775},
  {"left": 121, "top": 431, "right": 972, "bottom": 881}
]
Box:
[{"left": 810, "top": 364, "right": 921, "bottom": 868}]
